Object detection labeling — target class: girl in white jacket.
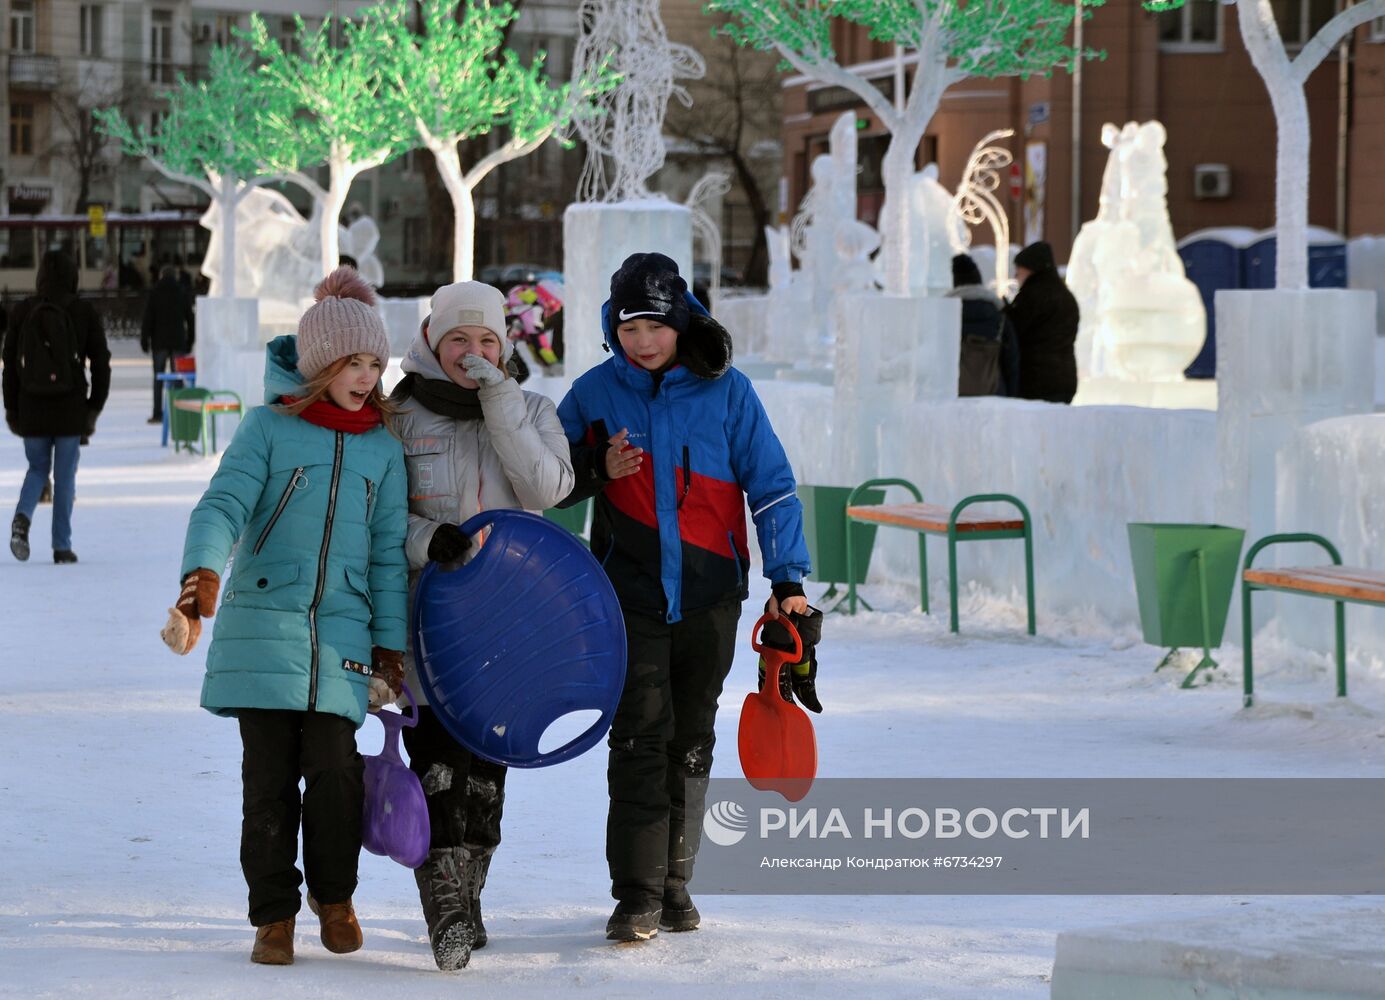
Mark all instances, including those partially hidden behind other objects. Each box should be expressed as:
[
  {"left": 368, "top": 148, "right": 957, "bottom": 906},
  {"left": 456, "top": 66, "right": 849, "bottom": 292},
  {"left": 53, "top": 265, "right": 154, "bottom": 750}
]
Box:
[{"left": 391, "top": 280, "right": 574, "bottom": 970}]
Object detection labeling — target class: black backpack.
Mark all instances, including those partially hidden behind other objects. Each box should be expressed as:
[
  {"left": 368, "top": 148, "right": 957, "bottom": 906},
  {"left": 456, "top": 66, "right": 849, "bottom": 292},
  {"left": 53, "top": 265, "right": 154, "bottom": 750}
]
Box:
[
  {"left": 958, "top": 311, "right": 1003, "bottom": 397},
  {"left": 18, "top": 299, "right": 80, "bottom": 396}
]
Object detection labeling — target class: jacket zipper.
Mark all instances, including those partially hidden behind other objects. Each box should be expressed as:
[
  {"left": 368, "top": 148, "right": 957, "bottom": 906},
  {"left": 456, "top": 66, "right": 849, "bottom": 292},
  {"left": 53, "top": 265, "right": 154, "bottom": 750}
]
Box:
[
  {"left": 677, "top": 445, "right": 690, "bottom": 510},
  {"left": 307, "top": 433, "right": 344, "bottom": 711},
  {"left": 365, "top": 477, "right": 376, "bottom": 519},
  {"left": 253, "top": 467, "right": 305, "bottom": 555}
]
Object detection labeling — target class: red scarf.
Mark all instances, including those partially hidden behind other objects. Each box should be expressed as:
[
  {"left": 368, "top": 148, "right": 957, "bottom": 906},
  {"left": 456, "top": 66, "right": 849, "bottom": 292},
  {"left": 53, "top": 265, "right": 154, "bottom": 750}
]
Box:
[{"left": 282, "top": 396, "right": 383, "bottom": 434}]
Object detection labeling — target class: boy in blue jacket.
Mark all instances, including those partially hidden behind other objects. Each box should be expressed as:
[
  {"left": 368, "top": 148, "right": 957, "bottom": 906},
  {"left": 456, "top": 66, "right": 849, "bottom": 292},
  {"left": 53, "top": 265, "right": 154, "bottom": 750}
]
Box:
[{"left": 557, "top": 253, "right": 814, "bottom": 941}]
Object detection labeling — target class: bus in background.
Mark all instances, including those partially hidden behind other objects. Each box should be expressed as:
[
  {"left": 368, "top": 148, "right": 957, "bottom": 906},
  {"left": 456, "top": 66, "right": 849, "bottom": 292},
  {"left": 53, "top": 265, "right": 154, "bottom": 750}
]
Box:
[{"left": 0, "top": 211, "right": 207, "bottom": 295}]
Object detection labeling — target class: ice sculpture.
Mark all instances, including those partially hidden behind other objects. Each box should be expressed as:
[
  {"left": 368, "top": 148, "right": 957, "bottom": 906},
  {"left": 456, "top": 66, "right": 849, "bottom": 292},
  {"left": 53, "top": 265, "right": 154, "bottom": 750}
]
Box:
[
  {"left": 787, "top": 113, "right": 878, "bottom": 364},
  {"left": 200, "top": 188, "right": 386, "bottom": 325},
  {"left": 1069, "top": 120, "right": 1204, "bottom": 382},
  {"left": 766, "top": 224, "right": 793, "bottom": 294},
  {"left": 571, "top": 0, "right": 705, "bottom": 202},
  {"left": 900, "top": 164, "right": 968, "bottom": 295},
  {"left": 1067, "top": 122, "right": 1131, "bottom": 378}
]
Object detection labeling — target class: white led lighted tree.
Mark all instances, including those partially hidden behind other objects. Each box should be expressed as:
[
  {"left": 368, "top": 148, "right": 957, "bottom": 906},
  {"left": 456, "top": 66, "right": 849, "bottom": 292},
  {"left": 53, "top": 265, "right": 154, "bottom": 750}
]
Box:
[
  {"left": 708, "top": 0, "right": 1103, "bottom": 295},
  {"left": 242, "top": 13, "right": 413, "bottom": 276},
  {"left": 571, "top": 0, "right": 706, "bottom": 202},
  {"left": 1146, "top": 0, "right": 1385, "bottom": 289},
  {"left": 373, "top": 0, "right": 605, "bottom": 282},
  {"left": 95, "top": 47, "right": 300, "bottom": 298}
]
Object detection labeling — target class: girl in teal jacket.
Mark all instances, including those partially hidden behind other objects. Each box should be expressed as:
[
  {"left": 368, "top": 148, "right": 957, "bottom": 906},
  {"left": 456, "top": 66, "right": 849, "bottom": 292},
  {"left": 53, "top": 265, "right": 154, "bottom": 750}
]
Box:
[{"left": 160, "top": 268, "right": 409, "bottom": 967}]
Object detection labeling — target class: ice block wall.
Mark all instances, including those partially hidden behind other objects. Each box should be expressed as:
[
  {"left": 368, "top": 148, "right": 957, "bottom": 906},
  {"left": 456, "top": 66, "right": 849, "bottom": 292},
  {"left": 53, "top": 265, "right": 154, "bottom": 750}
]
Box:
[{"left": 562, "top": 201, "right": 694, "bottom": 379}]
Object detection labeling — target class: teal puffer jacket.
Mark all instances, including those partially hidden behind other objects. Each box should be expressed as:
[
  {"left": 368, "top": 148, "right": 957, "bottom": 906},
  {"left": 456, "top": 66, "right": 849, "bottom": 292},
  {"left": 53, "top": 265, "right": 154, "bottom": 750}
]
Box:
[{"left": 180, "top": 336, "right": 409, "bottom": 727}]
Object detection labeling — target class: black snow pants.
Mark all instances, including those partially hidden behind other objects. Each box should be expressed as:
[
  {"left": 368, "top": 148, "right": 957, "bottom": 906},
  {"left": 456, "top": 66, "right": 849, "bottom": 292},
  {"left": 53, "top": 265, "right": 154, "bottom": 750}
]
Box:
[
  {"left": 238, "top": 708, "right": 363, "bottom": 926},
  {"left": 402, "top": 705, "right": 507, "bottom": 853},
  {"left": 606, "top": 600, "right": 741, "bottom": 906}
]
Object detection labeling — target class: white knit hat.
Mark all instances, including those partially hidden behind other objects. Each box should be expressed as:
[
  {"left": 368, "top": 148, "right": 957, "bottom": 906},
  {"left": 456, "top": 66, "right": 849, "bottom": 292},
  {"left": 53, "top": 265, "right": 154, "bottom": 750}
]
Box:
[
  {"left": 296, "top": 267, "right": 391, "bottom": 379},
  {"left": 428, "top": 280, "right": 512, "bottom": 362}
]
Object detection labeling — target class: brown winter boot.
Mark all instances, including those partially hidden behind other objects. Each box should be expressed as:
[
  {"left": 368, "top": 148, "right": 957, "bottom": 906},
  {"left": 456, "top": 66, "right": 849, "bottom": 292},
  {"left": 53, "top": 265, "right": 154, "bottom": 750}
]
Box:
[
  {"left": 307, "top": 894, "right": 363, "bottom": 954},
  {"left": 251, "top": 916, "right": 295, "bottom": 965}
]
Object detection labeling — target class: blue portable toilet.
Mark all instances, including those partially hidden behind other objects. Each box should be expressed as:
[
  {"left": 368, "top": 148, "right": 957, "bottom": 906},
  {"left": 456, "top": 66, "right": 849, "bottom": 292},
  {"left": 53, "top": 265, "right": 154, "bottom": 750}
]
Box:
[
  {"left": 1177, "top": 227, "right": 1256, "bottom": 379},
  {"left": 1244, "top": 227, "right": 1347, "bottom": 290},
  {"left": 1178, "top": 237, "right": 1242, "bottom": 378}
]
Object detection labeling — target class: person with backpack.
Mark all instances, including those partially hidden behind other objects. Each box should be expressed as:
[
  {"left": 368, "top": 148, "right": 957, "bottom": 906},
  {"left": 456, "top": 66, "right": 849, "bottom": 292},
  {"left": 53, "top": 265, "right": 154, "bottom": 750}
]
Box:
[
  {"left": 141, "top": 263, "right": 195, "bottom": 424},
  {"left": 947, "top": 253, "right": 1019, "bottom": 397},
  {"left": 3, "top": 248, "right": 110, "bottom": 564}
]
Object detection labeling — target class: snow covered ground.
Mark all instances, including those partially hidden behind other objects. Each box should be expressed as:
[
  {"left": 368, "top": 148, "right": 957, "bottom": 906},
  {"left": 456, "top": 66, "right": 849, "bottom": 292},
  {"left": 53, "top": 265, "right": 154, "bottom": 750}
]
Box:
[{"left": 3, "top": 342, "right": 1384, "bottom": 998}]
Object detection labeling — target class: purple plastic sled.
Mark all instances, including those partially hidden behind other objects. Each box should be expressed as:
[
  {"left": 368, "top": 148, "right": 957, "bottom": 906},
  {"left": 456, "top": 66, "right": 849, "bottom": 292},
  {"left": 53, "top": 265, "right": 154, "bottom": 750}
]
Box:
[{"left": 362, "top": 683, "right": 430, "bottom": 869}]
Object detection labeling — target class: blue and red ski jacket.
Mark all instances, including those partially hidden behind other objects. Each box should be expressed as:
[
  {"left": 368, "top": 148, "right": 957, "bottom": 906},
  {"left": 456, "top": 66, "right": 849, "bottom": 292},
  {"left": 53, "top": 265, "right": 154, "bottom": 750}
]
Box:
[{"left": 556, "top": 294, "right": 811, "bottom": 623}]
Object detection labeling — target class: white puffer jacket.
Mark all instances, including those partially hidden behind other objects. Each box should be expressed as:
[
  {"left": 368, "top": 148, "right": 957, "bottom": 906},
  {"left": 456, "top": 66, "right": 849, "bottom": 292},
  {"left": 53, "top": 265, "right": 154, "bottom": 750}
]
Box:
[{"left": 393, "top": 327, "right": 575, "bottom": 701}]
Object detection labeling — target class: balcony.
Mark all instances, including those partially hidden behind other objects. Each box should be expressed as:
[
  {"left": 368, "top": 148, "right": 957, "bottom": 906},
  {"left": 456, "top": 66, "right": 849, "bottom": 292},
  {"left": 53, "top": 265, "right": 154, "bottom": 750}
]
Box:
[{"left": 9, "top": 53, "right": 59, "bottom": 91}]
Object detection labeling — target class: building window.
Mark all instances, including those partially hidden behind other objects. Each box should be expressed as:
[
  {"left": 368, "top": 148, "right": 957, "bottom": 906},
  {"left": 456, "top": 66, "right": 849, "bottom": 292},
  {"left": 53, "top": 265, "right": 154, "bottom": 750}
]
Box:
[
  {"left": 150, "top": 9, "right": 174, "bottom": 83},
  {"left": 403, "top": 217, "right": 425, "bottom": 268},
  {"left": 1157, "top": 1, "right": 1223, "bottom": 49},
  {"left": 214, "top": 13, "right": 240, "bottom": 46},
  {"left": 10, "top": 0, "right": 34, "bottom": 53},
  {"left": 81, "top": 4, "right": 104, "bottom": 57},
  {"left": 10, "top": 103, "right": 34, "bottom": 156},
  {"left": 1270, "top": 0, "right": 1338, "bottom": 47}
]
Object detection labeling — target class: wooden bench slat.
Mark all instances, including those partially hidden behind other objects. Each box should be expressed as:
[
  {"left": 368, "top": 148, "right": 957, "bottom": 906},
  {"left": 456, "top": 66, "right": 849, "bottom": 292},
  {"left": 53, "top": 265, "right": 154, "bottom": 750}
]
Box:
[
  {"left": 846, "top": 502, "right": 1025, "bottom": 534},
  {"left": 1244, "top": 566, "right": 1385, "bottom": 604},
  {"left": 173, "top": 400, "right": 241, "bottom": 413}
]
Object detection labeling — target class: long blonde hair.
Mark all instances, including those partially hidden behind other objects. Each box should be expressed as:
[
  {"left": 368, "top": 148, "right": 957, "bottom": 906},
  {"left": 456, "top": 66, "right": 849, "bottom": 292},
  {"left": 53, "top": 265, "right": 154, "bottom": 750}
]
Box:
[{"left": 275, "top": 354, "right": 399, "bottom": 426}]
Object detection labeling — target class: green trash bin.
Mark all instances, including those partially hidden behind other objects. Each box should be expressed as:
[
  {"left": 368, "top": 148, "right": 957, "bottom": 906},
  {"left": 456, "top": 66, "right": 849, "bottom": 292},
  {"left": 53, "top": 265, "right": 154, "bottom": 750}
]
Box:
[
  {"left": 799, "top": 483, "right": 884, "bottom": 611},
  {"left": 1127, "top": 522, "right": 1246, "bottom": 688},
  {"left": 544, "top": 498, "right": 592, "bottom": 539}
]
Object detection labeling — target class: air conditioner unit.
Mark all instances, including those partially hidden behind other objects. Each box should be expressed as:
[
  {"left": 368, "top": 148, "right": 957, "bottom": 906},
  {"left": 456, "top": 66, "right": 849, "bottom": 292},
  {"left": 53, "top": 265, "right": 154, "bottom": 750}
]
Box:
[{"left": 1193, "top": 163, "right": 1231, "bottom": 200}]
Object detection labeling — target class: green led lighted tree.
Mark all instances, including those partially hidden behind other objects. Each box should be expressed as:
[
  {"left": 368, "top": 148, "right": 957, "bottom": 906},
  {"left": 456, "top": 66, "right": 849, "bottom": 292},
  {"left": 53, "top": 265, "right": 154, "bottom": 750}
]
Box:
[
  {"left": 1145, "top": 0, "right": 1385, "bottom": 289},
  {"left": 241, "top": 13, "right": 415, "bottom": 276},
  {"left": 94, "top": 46, "right": 302, "bottom": 298},
  {"left": 706, "top": 0, "right": 1103, "bottom": 294},
  {"left": 369, "top": 0, "right": 610, "bottom": 282}
]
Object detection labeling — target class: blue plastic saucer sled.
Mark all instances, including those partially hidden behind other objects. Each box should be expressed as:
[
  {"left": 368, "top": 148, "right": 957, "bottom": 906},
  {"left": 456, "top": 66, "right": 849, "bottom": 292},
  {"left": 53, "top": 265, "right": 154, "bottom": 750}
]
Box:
[{"left": 411, "top": 509, "right": 627, "bottom": 768}]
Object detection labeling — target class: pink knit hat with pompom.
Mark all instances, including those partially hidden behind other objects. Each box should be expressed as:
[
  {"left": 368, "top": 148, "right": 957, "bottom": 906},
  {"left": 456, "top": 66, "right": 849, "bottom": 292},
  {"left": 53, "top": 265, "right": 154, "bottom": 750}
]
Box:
[{"left": 295, "top": 267, "right": 391, "bottom": 379}]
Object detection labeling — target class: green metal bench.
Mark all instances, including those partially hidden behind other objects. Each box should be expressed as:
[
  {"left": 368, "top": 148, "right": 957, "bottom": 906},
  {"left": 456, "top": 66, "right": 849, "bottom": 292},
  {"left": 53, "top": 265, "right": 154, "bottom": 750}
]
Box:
[
  {"left": 843, "top": 477, "right": 1036, "bottom": 634},
  {"left": 169, "top": 388, "right": 243, "bottom": 455},
  {"left": 1241, "top": 532, "right": 1385, "bottom": 708}
]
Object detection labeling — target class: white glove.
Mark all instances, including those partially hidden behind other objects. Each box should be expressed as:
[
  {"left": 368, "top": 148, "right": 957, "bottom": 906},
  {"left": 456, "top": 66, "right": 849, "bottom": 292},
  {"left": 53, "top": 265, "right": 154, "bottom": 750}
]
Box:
[{"left": 462, "top": 354, "right": 505, "bottom": 387}]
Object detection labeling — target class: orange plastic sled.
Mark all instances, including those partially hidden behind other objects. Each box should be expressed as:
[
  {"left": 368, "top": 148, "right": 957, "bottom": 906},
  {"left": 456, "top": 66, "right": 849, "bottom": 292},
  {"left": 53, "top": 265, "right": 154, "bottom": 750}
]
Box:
[{"left": 737, "top": 613, "right": 818, "bottom": 802}]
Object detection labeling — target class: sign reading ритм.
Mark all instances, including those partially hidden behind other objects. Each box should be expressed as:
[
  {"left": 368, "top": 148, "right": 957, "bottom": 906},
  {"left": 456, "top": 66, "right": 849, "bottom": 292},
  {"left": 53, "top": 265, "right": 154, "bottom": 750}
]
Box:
[{"left": 696, "top": 779, "right": 1385, "bottom": 895}]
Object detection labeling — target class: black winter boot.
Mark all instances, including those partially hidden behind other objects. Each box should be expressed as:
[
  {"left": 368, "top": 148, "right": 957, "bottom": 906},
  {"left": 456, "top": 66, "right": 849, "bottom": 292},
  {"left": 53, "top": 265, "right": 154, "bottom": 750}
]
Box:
[
  {"left": 414, "top": 848, "right": 481, "bottom": 971},
  {"left": 10, "top": 513, "right": 29, "bottom": 562},
  {"left": 660, "top": 880, "right": 700, "bottom": 932},
  {"left": 471, "top": 851, "right": 492, "bottom": 949},
  {"left": 53, "top": 549, "right": 77, "bottom": 564},
  {"left": 606, "top": 899, "right": 661, "bottom": 942}
]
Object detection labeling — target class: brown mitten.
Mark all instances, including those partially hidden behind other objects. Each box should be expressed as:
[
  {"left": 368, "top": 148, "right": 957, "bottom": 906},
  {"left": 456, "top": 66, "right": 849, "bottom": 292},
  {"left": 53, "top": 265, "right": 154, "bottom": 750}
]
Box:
[
  {"left": 161, "top": 568, "right": 220, "bottom": 655},
  {"left": 368, "top": 646, "right": 404, "bottom": 711}
]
